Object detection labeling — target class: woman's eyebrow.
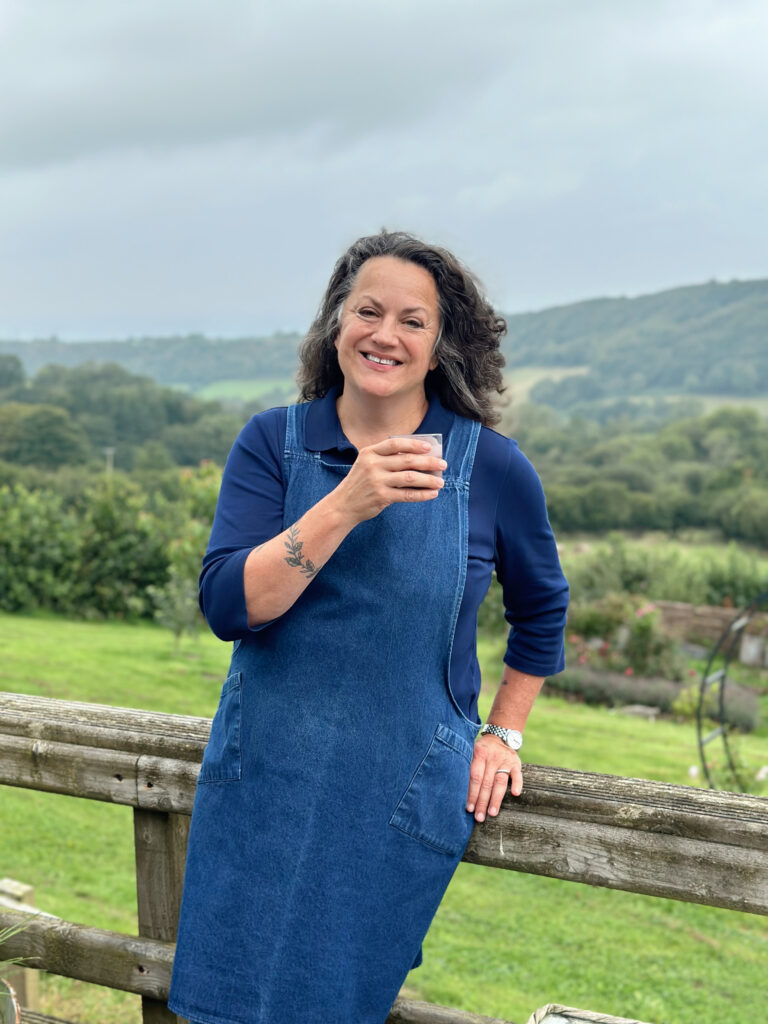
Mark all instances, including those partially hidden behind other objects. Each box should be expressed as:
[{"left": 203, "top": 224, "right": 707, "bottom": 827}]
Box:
[{"left": 358, "top": 294, "right": 429, "bottom": 315}]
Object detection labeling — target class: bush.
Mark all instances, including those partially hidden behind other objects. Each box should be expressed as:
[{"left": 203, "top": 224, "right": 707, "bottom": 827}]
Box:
[
  {"left": 563, "top": 535, "right": 768, "bottom": 608},
  {"left": 545, "top": 668, "right": 681, "bottom": 711},
  {"left": 546, "top": 668, "right": 759, "bottom": 731},
  {"left": 566, "top": 594, "right": 685, "bottom": 680}
]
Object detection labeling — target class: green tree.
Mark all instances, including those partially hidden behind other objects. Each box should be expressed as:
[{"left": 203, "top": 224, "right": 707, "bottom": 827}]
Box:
[{"left": 0, "top": 355, "right": 24, "bottom": 391}]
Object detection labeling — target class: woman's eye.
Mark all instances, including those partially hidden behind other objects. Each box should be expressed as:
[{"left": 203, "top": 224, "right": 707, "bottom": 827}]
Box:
[
  {"left": 405, "top": 319, "right": 424, "bottom": 329},
  {"left": 356, "top": 307, "right": 377, "bottom": 319}
]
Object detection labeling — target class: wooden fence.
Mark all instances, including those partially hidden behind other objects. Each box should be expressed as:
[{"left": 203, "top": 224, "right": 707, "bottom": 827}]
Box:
[{"left": 1, "top": 691, "right": 767, "bottom": 1024}]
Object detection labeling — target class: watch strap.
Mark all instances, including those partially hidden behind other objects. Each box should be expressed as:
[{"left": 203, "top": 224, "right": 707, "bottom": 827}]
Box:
[{"left": 480, "top": 723, "right": 523, "bottom": 751}]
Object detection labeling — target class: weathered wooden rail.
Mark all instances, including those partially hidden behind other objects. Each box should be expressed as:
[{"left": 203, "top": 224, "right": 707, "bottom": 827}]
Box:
[{"left": 1, "top": 691, "right": 767, "bottom": 1024}]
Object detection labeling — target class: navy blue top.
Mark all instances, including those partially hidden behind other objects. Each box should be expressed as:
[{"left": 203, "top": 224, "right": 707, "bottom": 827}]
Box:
[{"left": 200, "top": 388, "right": 569, "bottom": 722}]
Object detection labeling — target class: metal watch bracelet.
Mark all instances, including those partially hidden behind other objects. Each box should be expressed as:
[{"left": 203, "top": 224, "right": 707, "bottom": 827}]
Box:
[{"left": 479, "top": 723, "right": 523, "bottom": 751}]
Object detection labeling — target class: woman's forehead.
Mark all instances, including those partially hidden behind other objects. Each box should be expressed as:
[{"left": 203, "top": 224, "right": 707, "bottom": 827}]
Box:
[{"left": 349, "top": 256, "right": 438, "bottom": 311}]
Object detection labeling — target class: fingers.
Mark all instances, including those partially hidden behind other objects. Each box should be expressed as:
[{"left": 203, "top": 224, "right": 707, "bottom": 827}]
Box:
[
  {"left": 387, "top": 469, "right": 445, "bottom": 496},
  {"left": 466, "top": 744, "right": 521, "bottom": 823},
  {"left": 371, "top": 437, "right": 434, "bottom": 456}
]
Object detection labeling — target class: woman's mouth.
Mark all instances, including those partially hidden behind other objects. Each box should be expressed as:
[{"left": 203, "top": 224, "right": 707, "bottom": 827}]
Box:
[{"left": 362, "top": 352, "right": 401, "bottom": 367}]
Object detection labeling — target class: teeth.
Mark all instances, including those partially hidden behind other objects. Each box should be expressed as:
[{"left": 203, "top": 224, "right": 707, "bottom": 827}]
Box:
[{"left": 364, "top": 353, "right": 399, "bottom": 366}]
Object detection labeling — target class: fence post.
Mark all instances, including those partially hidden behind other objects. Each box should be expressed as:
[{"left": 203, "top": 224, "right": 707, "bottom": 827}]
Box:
[{"left": 133, "top": 810, "right": 190, "bottom": 1024}]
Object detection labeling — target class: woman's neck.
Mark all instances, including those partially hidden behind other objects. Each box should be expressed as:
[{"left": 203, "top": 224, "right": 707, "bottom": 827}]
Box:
[{"left": 336, "top": 389, "right": 429, "bottom": 450}]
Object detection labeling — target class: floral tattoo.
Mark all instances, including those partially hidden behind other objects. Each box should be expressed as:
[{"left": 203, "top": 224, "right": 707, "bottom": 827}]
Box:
[{"left": 283, "top": 525, "right": 318, "bottom": 578}]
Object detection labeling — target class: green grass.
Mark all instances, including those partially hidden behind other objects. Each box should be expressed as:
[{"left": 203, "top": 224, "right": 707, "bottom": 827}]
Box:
[
  {"left": 504, "top": 366, "right": 589, "bottom": 404},
  {"left": 194, "top": 376, "right": 297, "bottom": 402},
  {"left": 1, "top": 616, "right": 767, "bottom": 1023}
]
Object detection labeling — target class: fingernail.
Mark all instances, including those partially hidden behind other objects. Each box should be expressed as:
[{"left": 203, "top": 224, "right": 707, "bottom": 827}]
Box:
[
  {"left": 439, "top": 460, "right": 447, "bottom": 469},
  {"left": 475, "top": 812, "right": 485, "bottom": 822},
  {"left": 420, "top": 442, "right": 431, "bottom": 450},
  {"left": 489, "top": 806, "right": 497, "bottom": 815},
  {"left": 466, "top": 803, "right": 474, "bottom": 812}
]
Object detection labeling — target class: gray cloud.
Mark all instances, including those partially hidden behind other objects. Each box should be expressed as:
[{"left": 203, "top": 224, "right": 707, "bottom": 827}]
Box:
[
  {"left": 0, "top": 0, "right": 513, "bottom": 169},
  {"left": 0, "top": 0, "right": 766, "bottom": 337}
]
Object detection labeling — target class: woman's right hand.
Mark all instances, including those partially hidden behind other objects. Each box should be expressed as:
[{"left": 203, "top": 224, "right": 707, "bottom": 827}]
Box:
[
  {"left": 329, "top": 437, "right": 447, "bottom": 526},
  {"left": 244, "top": 439, "right": 445, "bottom": 627}
]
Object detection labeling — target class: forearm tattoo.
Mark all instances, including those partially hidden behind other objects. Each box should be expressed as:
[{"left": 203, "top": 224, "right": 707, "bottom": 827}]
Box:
[{"left": 283, "top": 525, "right": 318, "bottom": 579}]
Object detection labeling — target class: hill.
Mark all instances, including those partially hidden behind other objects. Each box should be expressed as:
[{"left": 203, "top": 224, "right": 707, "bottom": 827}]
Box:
[
  {"left": 0, "top": 277, "right": 766, "bottom": 403},
  {"left": 0, "top": 332, "right": 303, "bottom": 390},
  {"left": 506, "top": 278, "right": 768, "bottom": 405}
]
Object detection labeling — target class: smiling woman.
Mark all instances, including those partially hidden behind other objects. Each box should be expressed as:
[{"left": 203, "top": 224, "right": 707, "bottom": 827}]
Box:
[{"left": 168, "top": 230, "right": 569, "bottom": 1024}]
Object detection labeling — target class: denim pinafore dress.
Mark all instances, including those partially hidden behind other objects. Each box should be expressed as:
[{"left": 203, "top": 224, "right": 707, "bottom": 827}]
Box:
[{"left": 168, "top": 403, "right": 481, "bottom": 1024}]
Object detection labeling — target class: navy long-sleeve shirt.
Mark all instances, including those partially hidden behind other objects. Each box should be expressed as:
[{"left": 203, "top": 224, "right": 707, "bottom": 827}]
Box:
[{"left": 200, "top": 387, "right": 568, "bottom": 722}]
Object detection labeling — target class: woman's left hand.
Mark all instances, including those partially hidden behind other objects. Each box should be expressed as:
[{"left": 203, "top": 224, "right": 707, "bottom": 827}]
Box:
[{"left": 466, "top": 735, "right": 523, "bottom": 822}]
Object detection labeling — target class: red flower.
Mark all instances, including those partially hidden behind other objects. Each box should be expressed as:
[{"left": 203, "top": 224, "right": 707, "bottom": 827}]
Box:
[{"left": 624, "top": 667, "right": 634, "bottom": 676}]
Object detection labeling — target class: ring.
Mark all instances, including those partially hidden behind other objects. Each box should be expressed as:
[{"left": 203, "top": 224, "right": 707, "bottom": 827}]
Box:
[{"left": 495, "top": 768, "right": 512, "bottom": 775}]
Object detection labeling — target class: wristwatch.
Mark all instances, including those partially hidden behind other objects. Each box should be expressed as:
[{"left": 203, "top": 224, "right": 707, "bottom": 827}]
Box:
[{"left": 480, "top": 723, "right": 523, "bottom": 751}]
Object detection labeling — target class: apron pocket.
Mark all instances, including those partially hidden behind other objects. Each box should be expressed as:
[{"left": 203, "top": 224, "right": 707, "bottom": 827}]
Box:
[
  {"left": 198, "top": 672, "right": 242, "bottom": 784},
  {"left": 389, "top": 722, "right": 474, "bottom": 856}
]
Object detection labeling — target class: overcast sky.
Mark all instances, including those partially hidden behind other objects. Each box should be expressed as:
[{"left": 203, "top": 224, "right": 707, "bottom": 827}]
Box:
[{"left": 1, "top": 0, "right": 766, "bottom": 339}]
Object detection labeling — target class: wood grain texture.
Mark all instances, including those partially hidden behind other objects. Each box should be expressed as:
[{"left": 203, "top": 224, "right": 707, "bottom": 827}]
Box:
[
  {"left": 134, "top": 810, "right": 190, "bottom": 1023},
  {"left": 464, "top": 807, "right": 768, "bottom": 914},
  {"left": 0, "top": 733, "right": 198, "bottom": 812},
  {"left": 0, "top": 907, "right": 174, "bottom": 999},
  {"left": 0, "top": 692, "right": 209, "bottom": 760}
]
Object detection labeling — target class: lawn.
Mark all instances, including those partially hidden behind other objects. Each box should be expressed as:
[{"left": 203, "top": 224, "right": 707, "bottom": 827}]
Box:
[{"left": 1, "top": 614, "right": 766, "bottom": 1024}]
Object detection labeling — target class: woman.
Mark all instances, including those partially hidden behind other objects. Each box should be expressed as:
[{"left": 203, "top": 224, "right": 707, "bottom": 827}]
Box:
[{"left": 168, "top": 231, "right": 568, "bottom": 1024}]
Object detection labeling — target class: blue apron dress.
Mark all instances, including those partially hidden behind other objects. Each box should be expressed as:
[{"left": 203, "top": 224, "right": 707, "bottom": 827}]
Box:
[{"left": 168, "top": 403, "right": 481, "bottom": 1024}]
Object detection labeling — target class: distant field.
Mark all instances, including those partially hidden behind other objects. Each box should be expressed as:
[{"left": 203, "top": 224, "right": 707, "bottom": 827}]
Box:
[
  {"left": 678, "top": 393, "right": 768, "bottom": 415},
  {"left": 1, "top": 614, "right": 767, "bottom": 1023},
  {"left": 195, "top": 376, "right": 297, "bottom": 402},
  {"left": 504, "top": 365, "right": 589, "bottom": 402},
  {"left": 193, "top": 368, "right": 588, "bottom": 405}
]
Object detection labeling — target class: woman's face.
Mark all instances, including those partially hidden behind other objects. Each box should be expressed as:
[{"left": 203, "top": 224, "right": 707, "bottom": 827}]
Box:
[{"left": 334, "top": 256, "right": 440, "bottom": 406}]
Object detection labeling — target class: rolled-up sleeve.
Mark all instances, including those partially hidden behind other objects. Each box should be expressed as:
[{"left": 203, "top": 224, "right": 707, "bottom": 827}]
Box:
[
  {"left": 495, "top": 444, "right": 569, "bottom": 676},
  {"left": 199, "top": 408, "right": 286, "bottom": 641}
]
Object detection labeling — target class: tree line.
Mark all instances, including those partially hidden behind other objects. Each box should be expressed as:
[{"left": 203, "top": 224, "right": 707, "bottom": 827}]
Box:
[
  {"left": 0, "top": 357, "right": 244, "bottom": 471},
  {"left": 505, "top": 402, "right": 768, "bottom": 547}
]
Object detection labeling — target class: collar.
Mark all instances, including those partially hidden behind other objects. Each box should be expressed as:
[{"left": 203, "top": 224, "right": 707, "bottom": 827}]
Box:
[{"left": 304, "top": 385, "right": 454, "bottom": 453}]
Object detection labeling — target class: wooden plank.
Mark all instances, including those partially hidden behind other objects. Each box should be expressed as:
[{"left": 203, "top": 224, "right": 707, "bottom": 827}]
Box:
[
  {"left": 387, "top": 997, "right": 513, "bottom": 1023},
  {"left": 0, "top": 907, "right": 174, "bottom": 998},
  {"left": 0, "top": 733, "right": 139, "bottom": 804},
  {"left": 464, "top": 806, "right": 768, "bottom": 915},
  {"left": 0, "top": 735, "right": 198, "bottom": 812},
  {"left": 0, "top": 691, "right": 209, "bottom": 760},
  {"left": 134, "top": 809, "right": 190, "bottom": 1023},
  {"left": 517, "top": 763, "right": 768, "bottom": 851}
]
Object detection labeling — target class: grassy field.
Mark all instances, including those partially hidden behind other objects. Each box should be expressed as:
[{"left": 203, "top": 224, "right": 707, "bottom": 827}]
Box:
[
  {"left": 1, "top": 615, "right": 766, "bottom": 1024},
  {"left": 503, "top": 366, "right": 589, "bottom": 404},
  {"left": 191, "top": 367, "right": 585, "bottom": 407},
  {"left": 194, "top": 376, "right": 297, "bottom": 403}
]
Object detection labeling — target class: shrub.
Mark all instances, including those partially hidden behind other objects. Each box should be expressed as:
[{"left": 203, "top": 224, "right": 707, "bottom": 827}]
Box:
[{"left": 546, "top": 668, "right": 759, "bottom": 731}]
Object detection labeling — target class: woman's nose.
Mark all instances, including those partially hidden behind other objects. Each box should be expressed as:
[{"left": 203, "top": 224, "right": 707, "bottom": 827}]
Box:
[{"left": 371, "top": 316, "right": 398, "bottom": 346}]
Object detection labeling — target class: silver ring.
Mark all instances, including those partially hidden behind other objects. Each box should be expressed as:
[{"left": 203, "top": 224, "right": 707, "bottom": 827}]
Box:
[{"left": 494, "top": 768, "right": 512, "bottom": 775}]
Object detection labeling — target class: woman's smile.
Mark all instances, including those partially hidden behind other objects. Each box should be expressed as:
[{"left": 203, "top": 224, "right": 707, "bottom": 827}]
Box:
[{"left": 360, "top": 351, "right": 402, "bottom": 368}]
